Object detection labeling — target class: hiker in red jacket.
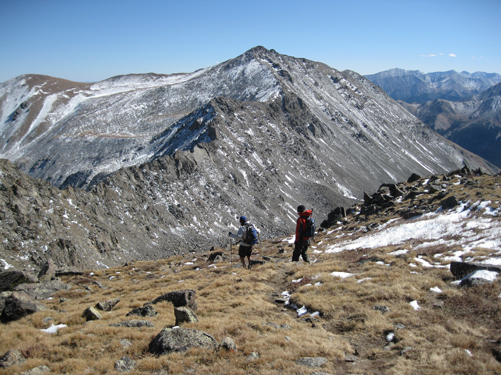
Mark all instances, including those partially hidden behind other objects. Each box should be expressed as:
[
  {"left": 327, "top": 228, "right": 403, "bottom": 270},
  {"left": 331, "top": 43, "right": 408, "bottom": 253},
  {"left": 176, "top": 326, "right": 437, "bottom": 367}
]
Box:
[{"left": 292, "top": 205, "right": 312, "bottom": 263}]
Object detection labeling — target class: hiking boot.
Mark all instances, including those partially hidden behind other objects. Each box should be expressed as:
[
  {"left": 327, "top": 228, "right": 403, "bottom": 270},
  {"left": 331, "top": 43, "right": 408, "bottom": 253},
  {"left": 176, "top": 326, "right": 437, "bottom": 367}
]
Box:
[{"left": 248, "top": 263, "right": 252, "bottom": 270}]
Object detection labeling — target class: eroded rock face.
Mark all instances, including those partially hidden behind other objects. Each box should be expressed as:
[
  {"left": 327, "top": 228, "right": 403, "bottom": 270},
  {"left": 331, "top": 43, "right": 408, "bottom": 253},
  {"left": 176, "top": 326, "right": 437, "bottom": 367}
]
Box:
[{"left": 149, "top": 327, "right": 218, "bottom": 355}]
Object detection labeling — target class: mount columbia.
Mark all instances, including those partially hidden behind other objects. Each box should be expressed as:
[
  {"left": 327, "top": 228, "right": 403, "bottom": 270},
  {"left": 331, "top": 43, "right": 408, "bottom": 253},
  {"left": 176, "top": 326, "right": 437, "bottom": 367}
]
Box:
[{"left": 0, "top": 46, "right": 498, "bottom": 271}]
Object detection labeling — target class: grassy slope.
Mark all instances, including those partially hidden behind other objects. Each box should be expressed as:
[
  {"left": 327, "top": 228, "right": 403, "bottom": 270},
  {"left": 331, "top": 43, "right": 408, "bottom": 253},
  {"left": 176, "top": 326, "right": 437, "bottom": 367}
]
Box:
[{"left": 1, "top": 173, "right": 501, "bottom": 375}]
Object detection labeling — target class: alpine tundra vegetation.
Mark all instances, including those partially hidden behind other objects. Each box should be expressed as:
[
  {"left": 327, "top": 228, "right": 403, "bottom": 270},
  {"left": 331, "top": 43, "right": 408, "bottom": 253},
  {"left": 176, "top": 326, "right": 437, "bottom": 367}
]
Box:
[{"left": 0, "top": 170, "right": 500, "bottom": 374}]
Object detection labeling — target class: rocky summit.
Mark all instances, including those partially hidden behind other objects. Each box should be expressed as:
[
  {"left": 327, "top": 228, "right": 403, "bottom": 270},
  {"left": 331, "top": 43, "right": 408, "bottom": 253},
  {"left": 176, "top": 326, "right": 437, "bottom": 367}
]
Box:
[{"left": 0, "top": 47, "right": 499, "bottom": 273}]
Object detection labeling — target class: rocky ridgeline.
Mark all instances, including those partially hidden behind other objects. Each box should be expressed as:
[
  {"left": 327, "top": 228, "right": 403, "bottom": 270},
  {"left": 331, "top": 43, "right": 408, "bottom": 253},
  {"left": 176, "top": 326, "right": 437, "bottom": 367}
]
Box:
[
  {"left": 319, "top": 165, "right": 487, "bottom": 229},
  {"left": 1, "top": 166, "right": 498, "bottom": 320}
]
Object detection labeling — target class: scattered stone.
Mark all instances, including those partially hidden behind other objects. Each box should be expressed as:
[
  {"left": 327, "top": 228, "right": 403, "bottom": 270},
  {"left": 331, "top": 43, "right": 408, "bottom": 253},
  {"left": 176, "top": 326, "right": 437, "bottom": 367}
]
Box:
[
  {"left": 21, "top": 364, "right": 51, "bottom": 375},
  {"left": 401, "top": 347, "right": 413, "bottom": 356},
  {"left": 320, "top": 206, "right": 346, "bottom": 228},
  {"left": 0, "top": 349, "right": 26, "bottom": 368},
  {"left": 95, "top": 297, "right": 120, "bottom": 311},
  {"left": 219, "top": 337, "right": 237, "bottom": 352},
  {"left": 120, "top": 339, "right": 132, "bottom": 348},
  {"left": 37, "top": 259, "right": 56, "bottom": 282},
  {"left": 149, "top": 327, "right": 218, "bottom": 355},
  {"left": 82, "top": 306, "right": 102, "bottom": 321},
  {"left": 374, "top": 305, "right": 390, "bottom": 314},
  {"left": 433, "top": 301, "right": 444, "bottom": 309},
  {"left": 174, "top": 306, "right": 198, "bottom": 325},
  {"left": 400, "top": 209, "right": 424, "bottom": 219},
  {"left": 110, "top": 320, "right": 154, "bottom": 328},
  {"left": 345, "top": 354, "right": 357, "bottom": 362},
  {"left": 450, "top": 261, "right": 501, "bottom": 279},
  {"left": 114, "top": 356, "right": 136, "bottom": 372},
  {"left": 14, "top": 279, "right": 71, "bottom": 300},
  {"left": 1, "top": 291, "right": 47, "bottom": 323},
  {"left": 0, "top": 269, "right": 38, "bottom": 292},
  {"left": 441, "top": 195, "right": 459, "bottom": 210},
  {"left": 126, "top": 305, "right": 158, "bottom": 317},
  {"left": 54, "top": 268, "right": 83, "bottom": 277},
  {"left": 207, "top": 251, "right": 223, "bottom": 262},
  {"left": 389, "top": 184, "right": 405, "bottom": 197},
  {"left": 360, "top": 204, "right": 378, "bottom": 216},
  {"left": 92, "top": 280, "right": 105, "bottom": 289},
  {"left": 428, "top": 184, "right": 442, "bottom": 193},
  {"left": 407, "top": 173, "right": 421, "bottom": 183},
  {"left": 246, "top": 352, "right": 259, "bottom": 361},
  {"left": 384, "top": 342, "right": 396, "bottom": 351},
  {"left": 150, "top": 289, "right": 197, "bottom": 311},
  {"left": 250, "top": 259, "right": 266, "bottom": 267},
  {"left": 460, "top": 276, "right": 492, "bottom": 288},
  {"left": 296, "top": 357, "right": 328, "bottom": 368}
]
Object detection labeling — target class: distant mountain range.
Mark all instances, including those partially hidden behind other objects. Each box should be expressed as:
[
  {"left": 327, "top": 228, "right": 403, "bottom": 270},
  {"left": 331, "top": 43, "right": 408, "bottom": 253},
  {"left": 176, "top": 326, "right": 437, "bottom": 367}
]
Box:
[
  {"left": 366, "top": 68, "right": 501, "bottom": 168},
  {"left": 365, "top": 68, "right": 501, "bottom": 104},
  {"left": 0, "top": 47, "right": 498, "bottom": 270}
]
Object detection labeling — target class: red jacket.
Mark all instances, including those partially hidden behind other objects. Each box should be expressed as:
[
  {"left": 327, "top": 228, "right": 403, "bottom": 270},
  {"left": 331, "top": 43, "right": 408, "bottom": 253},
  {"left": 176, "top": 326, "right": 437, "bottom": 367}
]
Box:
[{"left": 295, "top": 210, "right": 312, "bottom": 242}]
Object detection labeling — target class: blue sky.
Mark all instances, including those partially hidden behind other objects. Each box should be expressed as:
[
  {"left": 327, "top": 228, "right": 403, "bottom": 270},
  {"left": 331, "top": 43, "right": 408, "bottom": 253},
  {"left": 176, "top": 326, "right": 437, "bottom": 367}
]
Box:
[{"left": 0, "top": 0, "right": 499, "bottom": 83}]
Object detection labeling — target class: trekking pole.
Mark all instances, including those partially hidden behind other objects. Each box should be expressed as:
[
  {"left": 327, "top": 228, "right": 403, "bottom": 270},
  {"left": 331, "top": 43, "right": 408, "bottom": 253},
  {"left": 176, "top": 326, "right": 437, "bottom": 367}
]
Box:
[{"left": 230, "top": 237, "right": 233, "bottom": 268}]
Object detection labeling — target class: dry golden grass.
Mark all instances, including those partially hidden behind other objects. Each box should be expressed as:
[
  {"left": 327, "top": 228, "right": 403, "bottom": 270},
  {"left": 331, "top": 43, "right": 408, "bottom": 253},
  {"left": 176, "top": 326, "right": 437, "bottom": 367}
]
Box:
[{"left": 0, "top": 173, "right": 500, "bottom": 374}]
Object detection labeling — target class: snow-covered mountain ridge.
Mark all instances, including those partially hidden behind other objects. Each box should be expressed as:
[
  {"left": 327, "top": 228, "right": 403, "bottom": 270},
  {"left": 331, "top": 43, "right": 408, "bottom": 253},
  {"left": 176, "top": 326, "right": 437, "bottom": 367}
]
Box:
[
  {"left": 0, "top": 47, "right": 499, "bottom": 269},
  {"left": 1, "top": 47, "right": 496, "bottom": 190}
]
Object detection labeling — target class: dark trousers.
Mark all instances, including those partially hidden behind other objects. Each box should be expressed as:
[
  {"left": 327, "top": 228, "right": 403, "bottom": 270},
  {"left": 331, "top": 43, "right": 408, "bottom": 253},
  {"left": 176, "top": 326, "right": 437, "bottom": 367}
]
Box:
[{"left": 292, "top": 240, "right": 310, "bottom": 262}]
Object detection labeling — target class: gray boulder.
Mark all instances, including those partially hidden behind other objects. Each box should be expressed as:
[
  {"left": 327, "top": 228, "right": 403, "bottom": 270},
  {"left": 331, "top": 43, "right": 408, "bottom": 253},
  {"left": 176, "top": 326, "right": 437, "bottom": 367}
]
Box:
[
  {"left": 110, "top": 320, "right": 154, "bottom": 328},
  {"left": 0, "top": 269, "right": 38, "bottom": 292},
  {"left": 174, "top": 306, "right": 198, "bottom": 325},
  {"left": 219, "top": 337, "right": 237, "bottom": 352},
  {"left": 450, "top": 261, "right": 501, "bottom": 279},
  {"left": 37, "top": 258, "right": 56, "bottom": 282},
  {"left": 126, "top": 305, "right": 158, "bottom": 317},
  {"left": 207, "top": 251, "right": 224, "bottom": 262},
  {"left": 82, "top": 306, "right": 102, "bottom": 321},
  {"left": 150, "top": 289, "right": 197, "bottom": 311},
  {"left": 296, "top": 356, "right": 328, "bottom": 368},
  {"left": 95, "top": 297, "right": 120, "bottom": 311},
  {"left": 149, "top": 327, "right": 218, "bottom": 355},
  {"left": 1, "top": 292, "right": 47, "bottom": 323},
  {"left": 320, "top": 207, "right": 346, "bottom": 228},
  {"left": 441, "top": 195, "right": 459, "bottom": 210},
  {"left": 0, "top": 349, "right": 26, "bottom": 368},
  {"left": 407, "top": 173, "right": 421, "bottom": 183},
  {"left": 14, "top": 279, "right": 70, "bottom": 300},
  {"left": 388, "top": 183, "right": 405, "bottom": 197},
  {"left": 21, "top": 364, "right": 51, "bottom": 374},
  {"left": 114, "top": 356, "right": 136, "bottom": 372}
]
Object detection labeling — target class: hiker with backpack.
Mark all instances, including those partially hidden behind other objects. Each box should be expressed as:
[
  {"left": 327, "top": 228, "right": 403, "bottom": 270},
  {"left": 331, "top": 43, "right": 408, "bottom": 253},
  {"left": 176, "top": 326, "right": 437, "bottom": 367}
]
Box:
[
  {"left": 292, "top": 205, "right": 315, "bottom": 263},
  {"left": 229, "top": 215, "right": 259, "bottom": 269}
]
